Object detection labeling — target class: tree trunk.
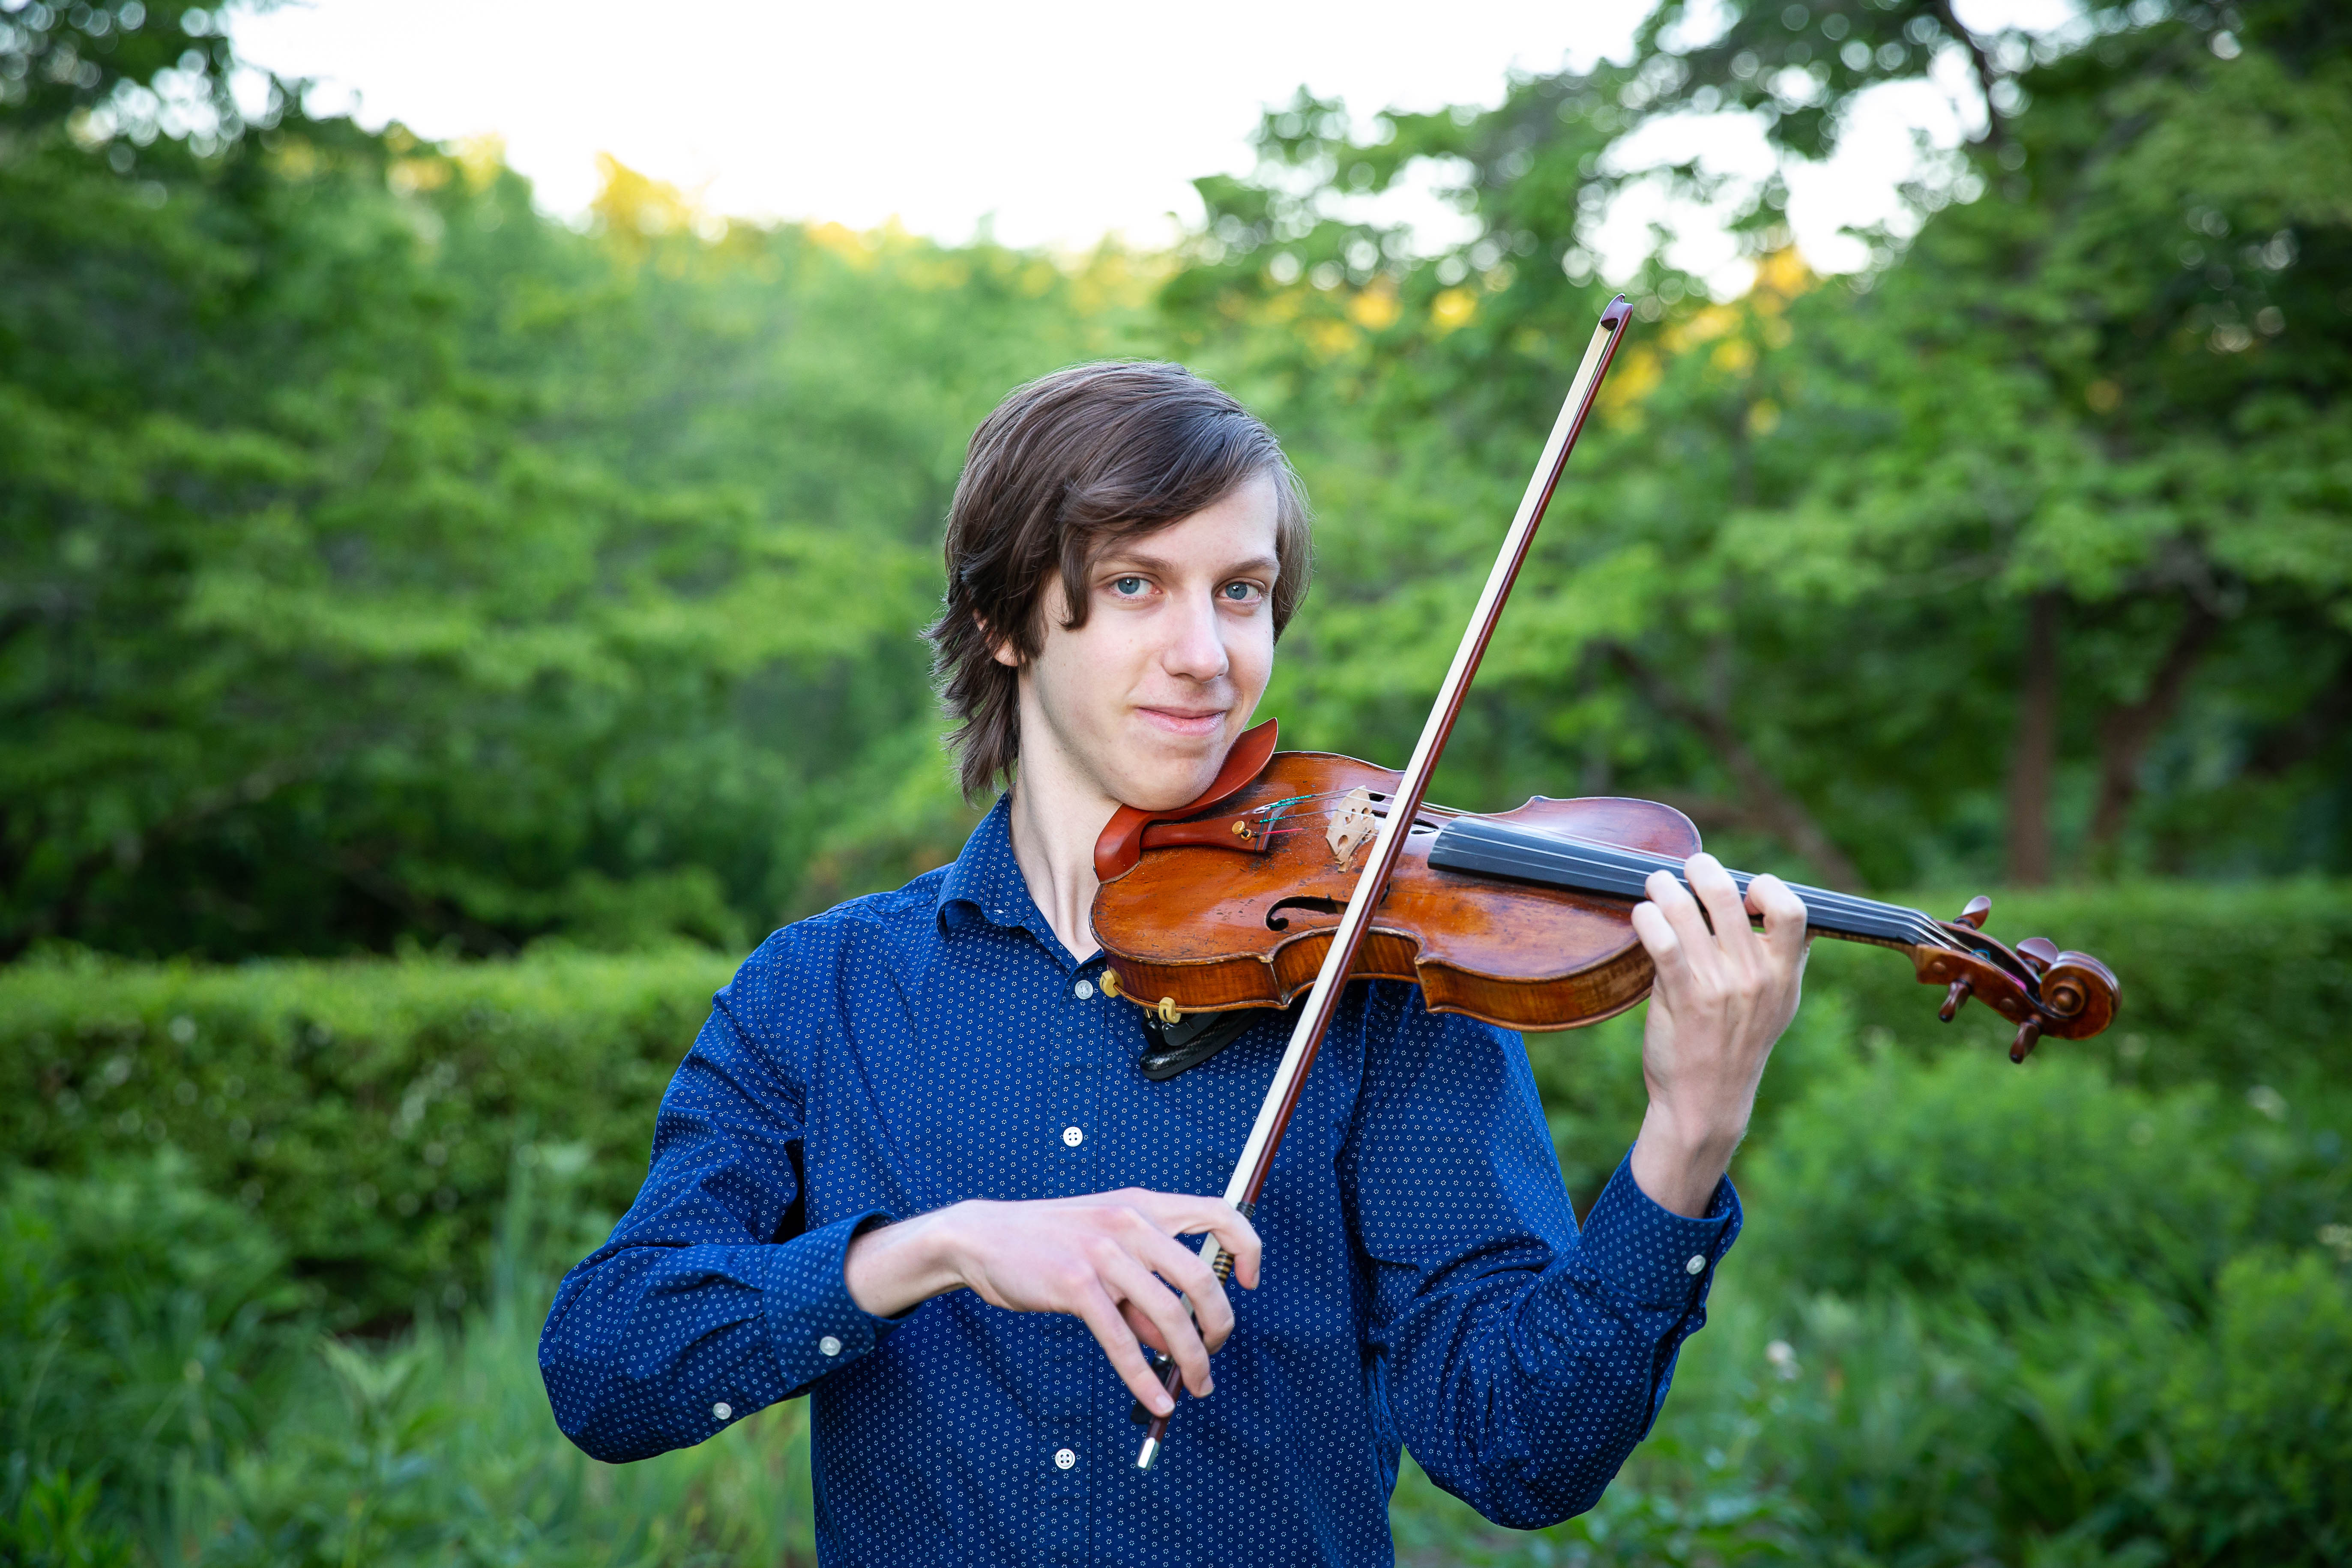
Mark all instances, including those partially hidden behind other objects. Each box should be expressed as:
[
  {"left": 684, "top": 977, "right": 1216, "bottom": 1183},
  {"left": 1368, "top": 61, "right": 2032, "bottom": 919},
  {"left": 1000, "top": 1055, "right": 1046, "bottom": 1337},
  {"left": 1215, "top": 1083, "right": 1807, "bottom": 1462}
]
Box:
[
  {"left": 1606, "top": 644, "right": 1866, "bottom": 891},
  {"left": 2004, "top": 592, "right": 2062, "bottom": 886},
  {"left": 2087, "top": 599, "right": 2221, "bottom": 860}
]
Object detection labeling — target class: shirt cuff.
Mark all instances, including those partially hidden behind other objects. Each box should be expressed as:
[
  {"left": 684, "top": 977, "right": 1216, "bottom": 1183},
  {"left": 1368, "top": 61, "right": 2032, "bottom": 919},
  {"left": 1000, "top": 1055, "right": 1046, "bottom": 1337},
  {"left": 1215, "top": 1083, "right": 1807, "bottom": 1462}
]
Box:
[
  {"left": 758, "top": 1209, "right": 903, "bottom": 1392},
  {"left": 1577, "top": 1150, "right": 1742, "bottom": 1308}
]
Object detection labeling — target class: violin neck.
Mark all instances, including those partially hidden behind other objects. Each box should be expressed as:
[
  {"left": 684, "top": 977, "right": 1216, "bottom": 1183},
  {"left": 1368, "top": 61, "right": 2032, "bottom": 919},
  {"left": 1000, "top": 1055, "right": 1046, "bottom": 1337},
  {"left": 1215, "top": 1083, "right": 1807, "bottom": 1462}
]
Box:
[{"left": 1425, "top": 818, "right": 1937, "bottom": 949}]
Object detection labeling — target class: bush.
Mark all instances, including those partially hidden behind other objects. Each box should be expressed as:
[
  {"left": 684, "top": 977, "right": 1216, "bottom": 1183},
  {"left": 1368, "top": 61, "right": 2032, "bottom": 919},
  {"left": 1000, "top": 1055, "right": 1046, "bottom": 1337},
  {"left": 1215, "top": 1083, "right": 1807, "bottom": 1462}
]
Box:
[
  {"left": 0, "top": 1153, "right": 316, "bottom": 1542},
  {"left": 1801, "top": 880, "right": 2352, "bottom": 1093},
  {"left": 5, "top": 943, "right": 2347, "bottom": 1566},
  {"left": 0, "top": 946, "right": 731, "bottom": 1325},
  {"left": 1746, "top": 1053, "right": 2244, "bottom": 1322},
  {"left": 2158, "top": 1250, "right": 2352, "bottom": 1559},
  {"left": 1395, "top": 1035, "right": 2352, "bottom": 1565},
  {"left": 8, "top": 880, "right": 2343, "bottom": 1326},
  {"left": 1525, "top": 989, "right": 1863, "bottom": 1215},
  {"left": 0, "top": 1470, "right": 135, "bottom": 1568},
  {"left": 1711, "top": 1050, "right": 2352, "bottom": 1568},
  {"left": 1744, "top": 1050, "right": 2352, "bottom": 1324},
  {"left": 0, "top": 1150, "right": 818, "bottom": 1568}
]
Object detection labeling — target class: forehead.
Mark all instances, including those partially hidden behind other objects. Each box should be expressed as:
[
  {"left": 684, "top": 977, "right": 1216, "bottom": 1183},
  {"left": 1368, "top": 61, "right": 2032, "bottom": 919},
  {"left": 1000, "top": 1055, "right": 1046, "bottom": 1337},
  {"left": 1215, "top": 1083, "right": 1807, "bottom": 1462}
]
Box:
[{"left": 1092, "top": 474, "right": 1281, "bottom": 575}]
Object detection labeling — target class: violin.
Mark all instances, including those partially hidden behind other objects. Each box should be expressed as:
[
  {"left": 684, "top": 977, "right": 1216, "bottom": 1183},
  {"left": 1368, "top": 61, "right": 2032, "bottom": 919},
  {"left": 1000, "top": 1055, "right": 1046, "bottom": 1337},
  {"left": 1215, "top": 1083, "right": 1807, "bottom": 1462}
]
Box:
[
  {"left": 1090, "top": 727, "right": 2119, "bottom": 1058},
  {"left": 1102, "top": 297, "right": 2119, "bottom": 1471}
]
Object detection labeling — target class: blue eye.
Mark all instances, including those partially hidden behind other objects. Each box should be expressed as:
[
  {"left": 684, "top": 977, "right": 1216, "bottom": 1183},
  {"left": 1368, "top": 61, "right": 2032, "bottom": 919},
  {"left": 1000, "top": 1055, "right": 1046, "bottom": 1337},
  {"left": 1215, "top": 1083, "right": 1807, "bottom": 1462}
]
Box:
[
  {"left": 1113, "top": 576, "right": 1146, "bottom": 596},
  {"left": 1221, "top": 582, "right": 1260, "bottom": 602}
]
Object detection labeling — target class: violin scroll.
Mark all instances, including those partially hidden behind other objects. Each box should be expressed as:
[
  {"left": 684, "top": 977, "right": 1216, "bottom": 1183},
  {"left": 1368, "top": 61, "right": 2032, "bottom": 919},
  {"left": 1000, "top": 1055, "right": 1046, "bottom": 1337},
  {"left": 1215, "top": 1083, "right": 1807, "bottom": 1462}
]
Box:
[{"left": 1911, "top": 894, "right": 2119, "bottom": 1063}]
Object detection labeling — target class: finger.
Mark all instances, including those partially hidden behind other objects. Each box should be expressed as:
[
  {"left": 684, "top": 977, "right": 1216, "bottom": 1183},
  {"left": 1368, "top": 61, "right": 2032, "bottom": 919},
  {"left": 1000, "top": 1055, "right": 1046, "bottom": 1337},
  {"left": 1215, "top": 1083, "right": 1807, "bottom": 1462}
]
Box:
[
  {"left": 1120, "top": 1299, "right": 1171, "bottom": 1356},
  {"left": 1644, "top": 868, "right": 1719, "bottom": 979},
  {"left": 1747, "top": 872, "right": 1809, "bottom": 967},
  {"left": 1133, "top": 1228, "right": 1233, "bottom": 1349},
  {"left": 1126, "top": 1193, "right": 1263, "bottom": 1291},
  {"left": 1629, "top": 897, "right": 1685, "bottom": 976},
  {"left": 1103, "top": 1254, "right": 1214, "bottom": 1397},
  {"left": 1072, "top": 1283, "right": 1173, "bottom": 1415},
  {"left": 1687, "top": 854, "right": 1762, "bottom": 964}
]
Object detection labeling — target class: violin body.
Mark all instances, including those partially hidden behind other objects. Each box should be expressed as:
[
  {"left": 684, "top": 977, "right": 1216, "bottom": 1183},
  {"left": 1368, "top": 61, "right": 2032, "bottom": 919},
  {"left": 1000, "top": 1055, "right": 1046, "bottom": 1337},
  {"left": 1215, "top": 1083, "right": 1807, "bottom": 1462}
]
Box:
[
  {"left": 1094, "top": 751, "right": 1701, "bottom": 1032},
  {"left": 1091, "top": 736, "right": 2118, "bottom": 1053}
]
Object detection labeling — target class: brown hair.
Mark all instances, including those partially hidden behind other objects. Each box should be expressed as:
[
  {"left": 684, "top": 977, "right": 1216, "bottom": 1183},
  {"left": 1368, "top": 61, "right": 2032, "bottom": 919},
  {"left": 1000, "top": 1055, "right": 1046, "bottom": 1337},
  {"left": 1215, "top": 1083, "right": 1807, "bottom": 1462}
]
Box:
[{"left": 926, "top": 361, "right": 1312, "bottom": 802}]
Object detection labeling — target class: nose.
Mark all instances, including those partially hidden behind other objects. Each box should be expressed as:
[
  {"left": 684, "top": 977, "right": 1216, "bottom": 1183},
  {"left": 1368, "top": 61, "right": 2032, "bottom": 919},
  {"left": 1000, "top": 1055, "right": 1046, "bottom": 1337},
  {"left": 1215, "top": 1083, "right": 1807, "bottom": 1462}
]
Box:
[{"left": 1160, "top": 586, "right": 1230, "bottom": 684}]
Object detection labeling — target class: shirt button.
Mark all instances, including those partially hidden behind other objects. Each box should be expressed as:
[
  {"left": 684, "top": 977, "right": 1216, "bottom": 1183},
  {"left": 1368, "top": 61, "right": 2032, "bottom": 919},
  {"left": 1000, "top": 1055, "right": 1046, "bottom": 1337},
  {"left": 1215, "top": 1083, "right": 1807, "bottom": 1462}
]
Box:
[
  {"left": 1053, "top": 1447, "right": 1077, "bottom": 1470},
  {"left": 819, "top": 1335, "right": 843, "bottom": 1357},
  {"left": 712, "top": 1402, "right": 733, "bottom": 1421},
  {"left": 1074, "top": 979, "right": 1095, "bottom": 999},
  {"left": 1685, "top": 1254, "right": 1707, "bottom": 1276},
  {"left": 1061, "top": 1125, "right": 1084, "bottom": 1148}
]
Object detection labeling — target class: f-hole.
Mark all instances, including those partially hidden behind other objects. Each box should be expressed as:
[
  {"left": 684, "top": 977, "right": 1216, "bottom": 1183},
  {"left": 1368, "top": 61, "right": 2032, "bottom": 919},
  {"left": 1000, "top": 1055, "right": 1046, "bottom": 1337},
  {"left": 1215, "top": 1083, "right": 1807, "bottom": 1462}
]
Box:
[{"left": 1266, "top": 895, "right": 1345, "bottom": 931}]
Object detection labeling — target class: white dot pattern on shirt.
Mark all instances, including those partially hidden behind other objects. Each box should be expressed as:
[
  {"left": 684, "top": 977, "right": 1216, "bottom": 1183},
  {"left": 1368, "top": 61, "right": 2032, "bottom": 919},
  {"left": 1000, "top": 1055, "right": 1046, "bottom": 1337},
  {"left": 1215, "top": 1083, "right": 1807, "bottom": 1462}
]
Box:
[{"left": 537, "top": 793, "right": 1739, "bottom": 1565}]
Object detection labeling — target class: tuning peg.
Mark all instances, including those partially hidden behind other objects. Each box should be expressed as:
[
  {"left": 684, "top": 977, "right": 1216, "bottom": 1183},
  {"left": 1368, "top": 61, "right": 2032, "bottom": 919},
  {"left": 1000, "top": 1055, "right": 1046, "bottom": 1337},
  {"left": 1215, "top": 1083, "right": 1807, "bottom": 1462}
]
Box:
[
  {"left": 1939, "top": 979, "right": 1973, "bottom": 1022},
  {"left": 2016, "top": 937, "right": 2058, "bottom": 976},
  {"left": 2010, "top": 1017, "right": 2043, "bottom": 1063},
  {"left": 1956, "top": 895, "right": 1991, "bottom": 930}
]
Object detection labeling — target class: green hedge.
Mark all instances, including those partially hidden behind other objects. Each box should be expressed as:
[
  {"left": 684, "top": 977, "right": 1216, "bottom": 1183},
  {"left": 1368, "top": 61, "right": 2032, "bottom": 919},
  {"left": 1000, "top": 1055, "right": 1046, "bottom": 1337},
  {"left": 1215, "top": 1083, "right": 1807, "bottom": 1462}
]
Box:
[
  {"left": 1800, "top": 879, "right": 2352, "bottom": 1091},
  {"left": 0, "top": 946, "right": 733, "bottom": 1324},
  {"left": 1526, "top": 879, "right": 2352, "bottom": 1209},
  {"left": 3, "top": 880, "right": 2344, "bottom": 1325}
]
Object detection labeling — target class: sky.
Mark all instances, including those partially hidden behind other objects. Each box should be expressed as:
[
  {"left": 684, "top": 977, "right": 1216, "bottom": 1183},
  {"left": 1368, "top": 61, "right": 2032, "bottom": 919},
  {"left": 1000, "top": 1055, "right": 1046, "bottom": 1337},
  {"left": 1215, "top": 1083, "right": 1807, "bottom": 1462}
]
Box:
[{"left": 229, "top": 0, "right": 2074, "bottom": 287}]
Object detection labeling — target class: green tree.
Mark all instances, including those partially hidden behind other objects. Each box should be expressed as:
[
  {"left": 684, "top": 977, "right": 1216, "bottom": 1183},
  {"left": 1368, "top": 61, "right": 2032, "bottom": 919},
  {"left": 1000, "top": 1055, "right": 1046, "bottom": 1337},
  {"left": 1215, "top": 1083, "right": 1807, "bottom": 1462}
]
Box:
[
  {"left": 1162, "top": 0, "right": 2352, "bottom": 889},
  {"left": 1, "top": 7, "right": 1149, "bottom": 958}
]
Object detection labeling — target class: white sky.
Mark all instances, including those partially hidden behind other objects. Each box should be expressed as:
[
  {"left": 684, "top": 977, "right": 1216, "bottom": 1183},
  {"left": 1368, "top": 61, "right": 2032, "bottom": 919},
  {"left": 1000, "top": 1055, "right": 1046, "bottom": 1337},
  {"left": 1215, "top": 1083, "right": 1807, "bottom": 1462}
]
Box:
[{"left": 230, "top": 0, "right": 2075, "bottom": 284}]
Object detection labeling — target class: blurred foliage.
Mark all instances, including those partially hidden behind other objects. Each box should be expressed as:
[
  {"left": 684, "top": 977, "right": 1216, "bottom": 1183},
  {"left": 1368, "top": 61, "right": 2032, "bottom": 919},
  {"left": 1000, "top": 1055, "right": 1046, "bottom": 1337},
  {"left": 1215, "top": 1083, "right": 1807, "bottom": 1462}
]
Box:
[
  {"left": 4, "top": 877, "right": 2338, "bottom": 1357},
  {"left": 0, "top": 945, "right": 730, "bottom": 1324},
  {"left": 1163, "top": 0, "right": 2352, "bottom": 894},
  {"left": 0, "top": 1148, "right": 820, "bottom": 1567},
  {"left": 2, "top": 4, "right": 1148, "bottom": 960},
  {"left": 12, "top": 1011, "right": 2339, "bottom": 1566},
  {"left": 1396, "top": 1045, "right": 2352, "bottom": 1567},
  {"left": 2, "top": 1154, "right": 315, "bottom": 1547},
  {"left": 1525, "top": 879, "right": 2352, "bottom": 1211},
  {"left": 1798, "top": 877, "right": 2352, "bottom": 1090},
  {"left": 4, "top": 0, "right": 2349, "bottom": 960}
]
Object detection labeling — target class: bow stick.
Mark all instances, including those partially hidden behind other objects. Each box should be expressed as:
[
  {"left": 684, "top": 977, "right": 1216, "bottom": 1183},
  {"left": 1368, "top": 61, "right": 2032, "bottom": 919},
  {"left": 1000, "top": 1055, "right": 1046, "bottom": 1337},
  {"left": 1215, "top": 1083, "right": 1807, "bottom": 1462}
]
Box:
[{"left": 1136, "top": 294, "right": 1636, "bottom": 1470}]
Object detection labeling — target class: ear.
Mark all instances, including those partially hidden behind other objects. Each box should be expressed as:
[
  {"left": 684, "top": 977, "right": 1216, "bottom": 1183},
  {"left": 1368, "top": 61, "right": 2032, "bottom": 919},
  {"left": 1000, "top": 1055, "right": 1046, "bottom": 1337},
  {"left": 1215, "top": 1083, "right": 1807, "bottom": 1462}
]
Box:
[{"left": 979, "top": 615, "right": 1022, "bottom": 670}]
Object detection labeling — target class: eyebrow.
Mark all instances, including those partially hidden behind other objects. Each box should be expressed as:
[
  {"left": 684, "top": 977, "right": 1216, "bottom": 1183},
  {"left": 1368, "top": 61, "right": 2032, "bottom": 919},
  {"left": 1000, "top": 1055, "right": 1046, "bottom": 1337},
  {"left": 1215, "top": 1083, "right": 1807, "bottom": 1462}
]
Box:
[{"left": 1097, "top": 548, "right": 1281, "bottom": 581}]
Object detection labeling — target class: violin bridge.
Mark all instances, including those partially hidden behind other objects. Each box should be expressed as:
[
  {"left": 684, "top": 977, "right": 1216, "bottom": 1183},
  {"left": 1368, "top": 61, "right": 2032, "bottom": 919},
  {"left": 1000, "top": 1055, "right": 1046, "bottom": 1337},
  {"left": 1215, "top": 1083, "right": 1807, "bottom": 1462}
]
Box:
[{"left": 1327, "top": 788, "right": 1377, "bottom": 865}]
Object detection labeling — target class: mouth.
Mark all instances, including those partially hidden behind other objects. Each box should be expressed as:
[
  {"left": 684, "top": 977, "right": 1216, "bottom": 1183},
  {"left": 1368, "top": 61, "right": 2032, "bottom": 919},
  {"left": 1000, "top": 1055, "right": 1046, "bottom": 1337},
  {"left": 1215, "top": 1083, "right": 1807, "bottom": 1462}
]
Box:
[{"left": 1134, "top": 705, "right": 1229, "bottom": 739}]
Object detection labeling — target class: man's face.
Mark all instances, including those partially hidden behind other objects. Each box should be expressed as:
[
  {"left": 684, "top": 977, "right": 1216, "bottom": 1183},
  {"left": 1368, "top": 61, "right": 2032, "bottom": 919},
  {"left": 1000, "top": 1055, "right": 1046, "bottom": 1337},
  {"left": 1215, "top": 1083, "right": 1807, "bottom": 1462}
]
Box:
[{"left": 1002, "top": 473, "right": 1281, "bottom": 814}]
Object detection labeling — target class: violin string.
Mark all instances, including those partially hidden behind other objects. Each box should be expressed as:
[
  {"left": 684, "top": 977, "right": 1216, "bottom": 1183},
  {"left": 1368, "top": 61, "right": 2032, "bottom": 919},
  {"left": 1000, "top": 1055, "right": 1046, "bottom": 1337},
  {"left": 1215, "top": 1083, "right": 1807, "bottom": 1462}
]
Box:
[
  {"left": 1238, "top": 795, "right": 1962, "bottom": 951},
  {"left": 1448, "top": 827, "right": 1947, "bottom": 949},
  {"left": 1213, "top": 785, "right": 1985, "bottom": 959},
  {"left": 1438, "top": 823, "right": 1963, "bottom": 952}
]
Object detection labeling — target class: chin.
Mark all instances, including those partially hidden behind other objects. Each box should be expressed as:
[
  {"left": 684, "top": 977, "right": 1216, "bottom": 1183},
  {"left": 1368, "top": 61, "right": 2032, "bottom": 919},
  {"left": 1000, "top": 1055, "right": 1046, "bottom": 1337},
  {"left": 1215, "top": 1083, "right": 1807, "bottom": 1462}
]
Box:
[{"left": 1115, "top": 741, "right": 1228, "bottom": 811}]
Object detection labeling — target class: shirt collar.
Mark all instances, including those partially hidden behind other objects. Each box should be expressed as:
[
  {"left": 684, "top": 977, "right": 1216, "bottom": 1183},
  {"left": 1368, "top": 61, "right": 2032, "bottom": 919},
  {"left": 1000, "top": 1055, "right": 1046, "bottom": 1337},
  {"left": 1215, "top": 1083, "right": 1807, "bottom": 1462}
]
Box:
[
  {"left": 935, "top": 794, "right": 1032, "bottom": 934},
  {"left": 934, "top": 794, "right": 1100, "bottom": 972}
]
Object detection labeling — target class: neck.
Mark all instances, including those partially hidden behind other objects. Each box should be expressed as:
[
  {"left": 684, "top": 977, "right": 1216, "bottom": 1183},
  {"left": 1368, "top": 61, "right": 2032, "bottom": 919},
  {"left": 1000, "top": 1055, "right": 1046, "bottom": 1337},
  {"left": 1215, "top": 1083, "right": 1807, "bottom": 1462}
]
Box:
[
  {"left": 1003, "top": 715, "right": 1118, "bottom": 966},
  {"left": 1425, "top": 817, "right": 1947, "bottom": 949}
]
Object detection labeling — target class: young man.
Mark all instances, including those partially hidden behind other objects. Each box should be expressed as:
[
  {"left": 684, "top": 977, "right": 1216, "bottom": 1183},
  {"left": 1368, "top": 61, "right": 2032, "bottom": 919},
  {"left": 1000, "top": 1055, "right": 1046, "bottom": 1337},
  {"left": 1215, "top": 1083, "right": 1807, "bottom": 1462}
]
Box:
[{"left": 541, "top": 362, "right": 1808, "bottom": 1565}]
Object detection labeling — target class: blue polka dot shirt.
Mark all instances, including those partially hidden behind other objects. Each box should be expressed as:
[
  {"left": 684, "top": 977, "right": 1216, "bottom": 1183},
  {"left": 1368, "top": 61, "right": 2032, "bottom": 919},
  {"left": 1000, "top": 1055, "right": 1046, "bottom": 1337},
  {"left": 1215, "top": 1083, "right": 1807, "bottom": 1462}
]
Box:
[{"left": 541, "top": 796, "right": 1740, "bottom": 1566}]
